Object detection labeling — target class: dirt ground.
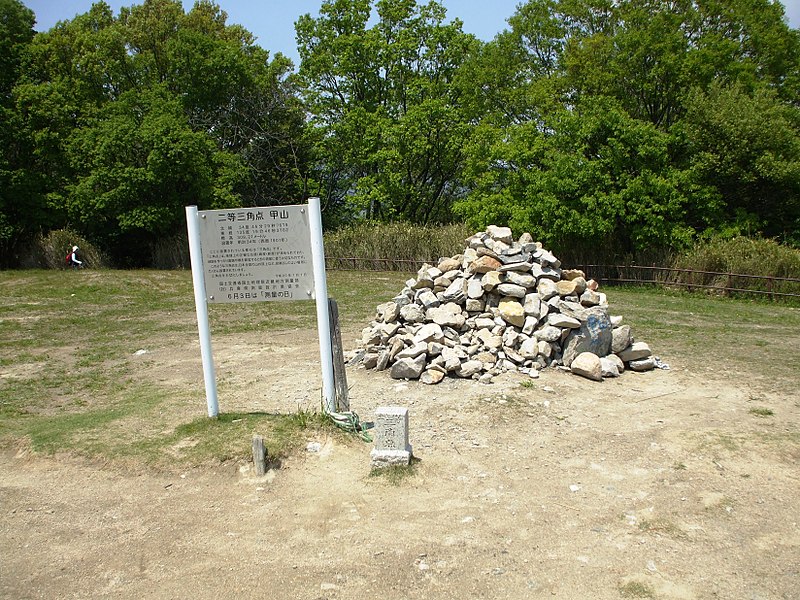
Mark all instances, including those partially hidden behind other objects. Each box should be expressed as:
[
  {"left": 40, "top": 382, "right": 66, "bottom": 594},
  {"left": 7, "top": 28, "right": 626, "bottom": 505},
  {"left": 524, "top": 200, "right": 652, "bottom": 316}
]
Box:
[{"left": 1, "top": 326, "right": 798, "bottom": 600}]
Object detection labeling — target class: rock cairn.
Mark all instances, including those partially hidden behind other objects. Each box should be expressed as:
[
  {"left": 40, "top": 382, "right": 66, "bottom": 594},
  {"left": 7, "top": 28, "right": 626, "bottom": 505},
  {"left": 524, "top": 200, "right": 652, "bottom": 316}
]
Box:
[{"left": 354, "top": 226, "right": 655, "bottom": 384}]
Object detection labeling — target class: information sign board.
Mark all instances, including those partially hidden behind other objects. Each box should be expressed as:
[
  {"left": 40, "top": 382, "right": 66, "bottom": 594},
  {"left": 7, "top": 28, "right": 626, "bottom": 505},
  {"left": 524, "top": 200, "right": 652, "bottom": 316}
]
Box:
[{"left": 197, "top": 205, "right": 313, "bottom": 303}]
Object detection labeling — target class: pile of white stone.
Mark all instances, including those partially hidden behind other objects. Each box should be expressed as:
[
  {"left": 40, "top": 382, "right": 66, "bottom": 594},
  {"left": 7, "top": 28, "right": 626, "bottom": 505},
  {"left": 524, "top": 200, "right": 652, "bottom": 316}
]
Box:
[{"left": 353, "top": 226, "right": 655, "bottom": 384}]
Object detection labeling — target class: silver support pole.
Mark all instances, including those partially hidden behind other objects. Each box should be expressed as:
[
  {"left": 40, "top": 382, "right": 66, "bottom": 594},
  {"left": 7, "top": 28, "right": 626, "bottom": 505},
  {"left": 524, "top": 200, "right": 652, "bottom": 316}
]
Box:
[
  {"left": 185, "top": 205, "right": 219, "bottom": 418},
  {"left": 308, "top": 197, "right": 335, "bottom": 414}
]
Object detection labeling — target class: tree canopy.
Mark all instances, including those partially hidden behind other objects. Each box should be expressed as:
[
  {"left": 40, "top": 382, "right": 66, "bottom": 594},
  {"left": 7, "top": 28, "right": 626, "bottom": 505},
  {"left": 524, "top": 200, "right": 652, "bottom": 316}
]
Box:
[
  {"left": 1, "top": 0, "right": 307, "bottom": 265},
  {"left": 455, "top": 0, "right": 800, "bottom": 256},
  {"left": 0, "top": 0, "right": 798, "bottom": 266},
  {"left": 296, "top": 0, "right": 478, "bottom": 224}
]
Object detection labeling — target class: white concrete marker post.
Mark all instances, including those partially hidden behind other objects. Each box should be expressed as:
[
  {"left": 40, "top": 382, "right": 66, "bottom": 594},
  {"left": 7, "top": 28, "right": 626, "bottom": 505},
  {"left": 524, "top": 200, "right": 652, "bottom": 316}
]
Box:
[
  {"left": 370, "top": 406, "right": 412, "bottom": 469},
  {"left": 308, "top": 197, "right": 335, "bottom": 414},
  {"left": 185, "top": 205, "right": 219, "bottom": 418}
]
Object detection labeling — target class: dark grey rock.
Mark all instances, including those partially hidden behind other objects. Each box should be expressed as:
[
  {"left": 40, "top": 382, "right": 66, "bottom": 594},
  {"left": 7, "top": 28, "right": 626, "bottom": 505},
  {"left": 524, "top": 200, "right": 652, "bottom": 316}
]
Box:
[
  {"left": 499, "top": 260, "right": 533, "bottom": 272},
  {"left": 442, "top": 277, "right": 468, "bottom": 303},
  {"left": 562, "top": 307, "right": 613, "bottom": 367},
  {"left": 376, "top": 350, "right": 391, "bottom": 371},
  {"left": 364, "top": 353, "right": 379, "bottom": 369}
]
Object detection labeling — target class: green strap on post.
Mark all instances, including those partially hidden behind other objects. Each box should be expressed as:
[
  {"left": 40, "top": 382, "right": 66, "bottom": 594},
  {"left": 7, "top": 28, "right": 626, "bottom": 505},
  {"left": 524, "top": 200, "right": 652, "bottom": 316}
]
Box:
[{"left": 327, "top": 411, "right": 373, "bottom": 443}]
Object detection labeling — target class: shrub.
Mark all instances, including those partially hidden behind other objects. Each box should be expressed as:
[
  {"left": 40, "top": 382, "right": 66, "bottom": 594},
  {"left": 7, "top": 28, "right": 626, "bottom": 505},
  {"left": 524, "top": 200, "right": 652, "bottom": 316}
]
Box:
[
  {"left": 22, "top": 229, "right": 109, "bottom": 269},
  {"left": 670, "top": 237, "right": 800, "bottom": 297},
  {"left": 324, "top": 222, "right": 473, "bottom": 271},
  {"left": 150, "top": 234, "right": 190, "bottom": 269}
]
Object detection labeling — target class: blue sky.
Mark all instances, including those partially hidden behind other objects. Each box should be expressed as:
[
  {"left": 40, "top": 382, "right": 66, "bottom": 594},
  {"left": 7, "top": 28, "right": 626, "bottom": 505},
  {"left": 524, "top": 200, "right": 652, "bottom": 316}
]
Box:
[{"left": 22, "top": 0, "right": 800, "bottom": 68}]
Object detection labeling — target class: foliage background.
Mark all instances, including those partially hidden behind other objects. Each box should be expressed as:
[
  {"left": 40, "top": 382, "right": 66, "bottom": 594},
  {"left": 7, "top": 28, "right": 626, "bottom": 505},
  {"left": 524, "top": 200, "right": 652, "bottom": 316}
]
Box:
[{"left": 0, "top": 0, "right": 798, "bottom": 268}]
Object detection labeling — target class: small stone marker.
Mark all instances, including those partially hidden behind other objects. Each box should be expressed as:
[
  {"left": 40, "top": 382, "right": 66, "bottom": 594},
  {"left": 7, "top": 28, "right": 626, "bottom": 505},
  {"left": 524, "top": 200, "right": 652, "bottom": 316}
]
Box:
[{"left": 370, "top": 406, "right": 412, "bottom": 469}]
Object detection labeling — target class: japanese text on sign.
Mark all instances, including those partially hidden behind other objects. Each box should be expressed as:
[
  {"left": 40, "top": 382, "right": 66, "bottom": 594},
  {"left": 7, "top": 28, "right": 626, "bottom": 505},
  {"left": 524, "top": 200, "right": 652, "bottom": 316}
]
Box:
[{"left": 197, "top": 205, "right": 313, "bottom": 304}]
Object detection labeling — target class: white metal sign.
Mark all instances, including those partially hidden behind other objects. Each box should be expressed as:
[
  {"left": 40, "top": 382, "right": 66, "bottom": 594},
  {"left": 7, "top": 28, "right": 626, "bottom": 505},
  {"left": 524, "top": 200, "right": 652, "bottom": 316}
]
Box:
[
  {"left": 197, "top": 205, "right": 313, "bottom": 303},
  {"left": 186, "top": 199, "right": 334, "bottom": 417}
]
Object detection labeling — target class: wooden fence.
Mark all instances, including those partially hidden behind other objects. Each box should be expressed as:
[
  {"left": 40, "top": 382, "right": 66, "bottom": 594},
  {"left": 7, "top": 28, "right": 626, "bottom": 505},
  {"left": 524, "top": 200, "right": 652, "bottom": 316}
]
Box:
[
  {"left": 326, "top": 256, "right": 800, "bottom": 300},
  {"left": 325, "top": 256, "right": 426, "bottom": 272},
  {"left": 573, "top": 264, "right": 800, "bottom": 300}
]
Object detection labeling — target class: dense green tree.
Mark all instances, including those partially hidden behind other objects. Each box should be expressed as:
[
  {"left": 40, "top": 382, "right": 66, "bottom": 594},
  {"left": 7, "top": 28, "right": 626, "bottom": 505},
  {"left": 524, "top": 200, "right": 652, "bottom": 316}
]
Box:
[
  {"left": 0, "top": 0, "right": 34, "bottom": 98},
  {"left": 563, "top": 0, "right": 800, "bottom": 127},
  {"left": 3, "top": 0, "right": 799, "bottom": 265},
  {"left": 5, "top": 0, "right": 308, "bottom": 265},
  {"left": 6, "top": 2, "right": 124, "bottom": 257},
  {"left": 455, "top": 0, "right": 566, "bottom": 128},
  {"left": 456, "top": 0, "right": 800, "bottom": 256},
  {"left": 679, "top": 83, "right": 800, "bottom": 243},
  {"left": 457, "top": 97, "right": 719, "bottom": 257},
  {"left": 64, "top": 85, "right": 242, "bottom": 263},
  {"left": 468, "top": 0, "right": 799, "bottom": 129},
  {"left": 119, "top": 0, "right": 309, "bottom": 205},
  {"left": 0, "top": 0, "right": 36, "bottom": 263},
  {"left": 296, "top": 0, "right": 478, "bottom": 224}
]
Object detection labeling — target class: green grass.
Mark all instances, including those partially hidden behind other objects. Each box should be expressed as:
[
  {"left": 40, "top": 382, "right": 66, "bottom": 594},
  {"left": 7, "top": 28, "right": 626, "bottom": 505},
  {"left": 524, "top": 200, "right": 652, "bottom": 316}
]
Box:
[
  {"left": 369, "top": 459, "right": 419, "bottom": 485},
  {"left": 18, "top": 385, "right": 167, "bottom": 455},
  {"left": 0, "top": 269, "right": 401, "bottom": 468},
  {"left": 605, "top": 286, "right": 800, "bottom": 390},
  {"left": 619, "top": 581, "right": 655, "bottom": 598},
  {"left": 749, "top": 407, "right": 774, "bottom": 417},
  {"left": 637, "top": 518, "right": 686, "bottom": 539},
  {"left": 697, "top": 432, "right": 742, "bottom": 453},
  {"left": 1, "top": 268, "right": 798, "bottom": 469},
  {"left": 126, "top": 410, "right": 346, "bottom": 468}
]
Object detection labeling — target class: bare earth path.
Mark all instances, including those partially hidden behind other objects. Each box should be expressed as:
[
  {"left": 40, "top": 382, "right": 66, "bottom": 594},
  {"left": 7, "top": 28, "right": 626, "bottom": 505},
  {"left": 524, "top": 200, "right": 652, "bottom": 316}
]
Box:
[{"left": 1, "top": 327, "right": 798, "bottom": 599}]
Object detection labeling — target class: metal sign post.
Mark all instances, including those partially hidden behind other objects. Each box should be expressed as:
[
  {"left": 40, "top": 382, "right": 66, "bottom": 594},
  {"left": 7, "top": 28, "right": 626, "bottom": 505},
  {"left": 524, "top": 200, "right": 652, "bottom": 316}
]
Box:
[
  {"left": 185, "top": 205, "right": 220, "bottom": 418},
  {"left": 308, "top": 197, "right": 335, "bottom": 414}
]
